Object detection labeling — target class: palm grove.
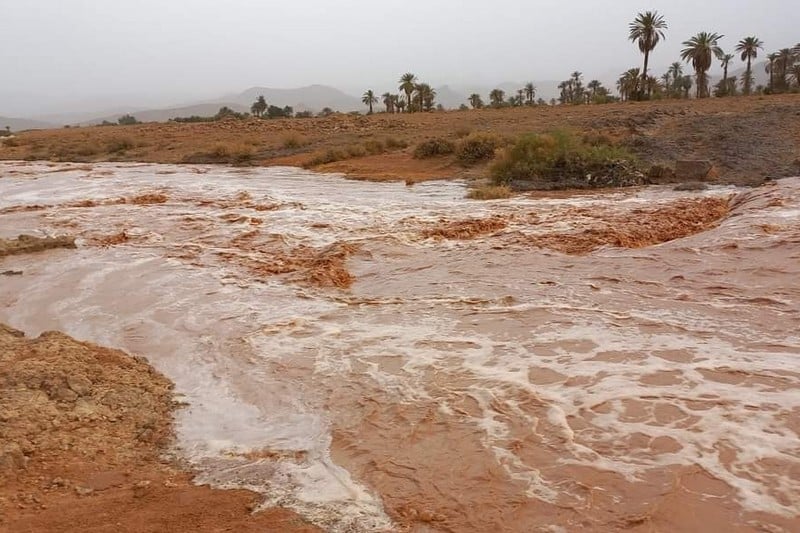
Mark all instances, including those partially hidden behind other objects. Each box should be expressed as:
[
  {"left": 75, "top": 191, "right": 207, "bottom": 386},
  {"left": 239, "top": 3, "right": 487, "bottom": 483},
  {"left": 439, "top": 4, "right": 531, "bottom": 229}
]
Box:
[
  {"left": 356, "top": 11, "right": 798, "bottom": 114},
  {"left": 169, "top": 10, "right": 799, "bottom": 123}
]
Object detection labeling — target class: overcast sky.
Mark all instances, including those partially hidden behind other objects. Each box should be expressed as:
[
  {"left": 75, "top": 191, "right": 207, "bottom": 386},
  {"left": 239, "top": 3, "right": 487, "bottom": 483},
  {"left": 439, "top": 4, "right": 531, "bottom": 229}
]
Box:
[{"left": 1, "top": 0, "right": 797, "bottom": 116}]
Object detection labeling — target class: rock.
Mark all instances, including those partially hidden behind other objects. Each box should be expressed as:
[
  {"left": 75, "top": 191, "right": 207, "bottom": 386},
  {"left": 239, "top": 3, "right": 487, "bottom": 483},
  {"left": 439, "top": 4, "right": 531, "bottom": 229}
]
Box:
[
  {"left": 674, "top": 181, "right": 709, "bottom": 191},
  {"left": 647, "top": 164, "right": 677, "bottom": 184},
  {"left": 0, "top": 443, "right": 27, "bottom": 473},
  {"left": 675, "top": 160, "right": 717, "bottom": 181},
  {"left": 52, "top": 385, "right": 78, "bottom": 403},
  {"left": 74, "top": 485, "right": 94, "bottom": 496},
  {"left": 67, "top": 374, "right": 92, "bottom": 396},
  {"left": 132, "top": 480, "right": 151, "bottom": 499},
  {"left": 1, "top": 270, "right": 23, "bottom": 276}
]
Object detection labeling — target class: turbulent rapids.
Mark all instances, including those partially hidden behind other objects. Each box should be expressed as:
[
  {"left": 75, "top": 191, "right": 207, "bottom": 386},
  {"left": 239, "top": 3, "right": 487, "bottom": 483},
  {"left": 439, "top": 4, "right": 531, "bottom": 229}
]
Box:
[{"left": 1, "top": 161, "right": 799, "bottom": 532}]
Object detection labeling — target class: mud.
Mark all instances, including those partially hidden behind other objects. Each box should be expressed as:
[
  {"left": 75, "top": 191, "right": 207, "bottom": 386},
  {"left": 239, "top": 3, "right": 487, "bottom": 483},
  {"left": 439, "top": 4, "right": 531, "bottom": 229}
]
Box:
[
  {"left": 0, "top": 161, "right": 798, "bottom": 532},
  {"left": 422, "top": 216, "right": 508, "bottom": 240},
  {"left": 523, "top": 196, "right": 731, "bottom": 254},
  {"left": 0, "top": 324, "right": 319, "bottom": 532}
]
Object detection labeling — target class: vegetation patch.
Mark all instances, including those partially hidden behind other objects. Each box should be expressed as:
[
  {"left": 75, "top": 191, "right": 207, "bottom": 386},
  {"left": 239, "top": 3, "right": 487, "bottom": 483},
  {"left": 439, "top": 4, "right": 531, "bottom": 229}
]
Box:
[
  {"left": 281, "top": 133, "right": 308, "bottom": 149},
  {"left": 106, "top": 137, "right": 136, "bottom": 153},
  {"left": 466, "top": 184, "right": 513, "bottom": 200},
  {"left": 304, "top": 148, "right": 348, "bottom": 167},
  {"left": 182, "top": 143, "right": 254, "bottom": 165},
  {"left": 491, "top": 130, "right": 643, "bottom": 189},
  {"left": 455, "top": 132, "right": 503, "bottom": 166},
  {"left": 384, "top": 137, "right": 409, "bottom": 150},
  {"left": 413, "top": 138, "right": 455, "bottom": 159}
]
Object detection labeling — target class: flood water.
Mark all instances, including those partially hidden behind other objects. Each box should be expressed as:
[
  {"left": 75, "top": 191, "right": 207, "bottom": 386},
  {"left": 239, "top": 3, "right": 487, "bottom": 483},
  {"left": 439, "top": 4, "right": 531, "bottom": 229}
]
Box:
[{"left": 1, "top": 161, "right": 799, "bottom": 532}]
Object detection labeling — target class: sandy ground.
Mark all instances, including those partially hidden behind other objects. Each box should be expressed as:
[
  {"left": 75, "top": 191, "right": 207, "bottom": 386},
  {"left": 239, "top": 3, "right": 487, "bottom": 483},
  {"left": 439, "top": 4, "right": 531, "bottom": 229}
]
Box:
[
  {"left": 1, "top": 94, "right": 798, "bottom": 185},
  {"left": 0, "top": 324, "right": 319, "bottom": 532}
]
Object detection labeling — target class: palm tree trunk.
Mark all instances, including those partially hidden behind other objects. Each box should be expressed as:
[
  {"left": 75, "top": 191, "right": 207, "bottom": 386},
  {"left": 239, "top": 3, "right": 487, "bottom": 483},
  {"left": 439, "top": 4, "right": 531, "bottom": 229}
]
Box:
[
  {"left": 745, "top": 57, "right": 752, "bottom": 95},
  {"left": 723, "top": 65, "right": 728, "bottom": 95},
  {"left": 642, "top": 51, "right": 650, "bottom": 98}
]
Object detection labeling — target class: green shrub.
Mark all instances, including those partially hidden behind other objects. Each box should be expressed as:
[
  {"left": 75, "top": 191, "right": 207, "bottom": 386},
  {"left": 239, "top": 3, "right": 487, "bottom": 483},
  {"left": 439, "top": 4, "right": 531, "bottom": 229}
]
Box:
[
  {"left": 491, "top": 130, "right": 635, "bottom": 188},
  {"left": 413, "top": 137, "right": 455, "bottom": 159},
  {"left": 455, "top": 132, "right": 502, "bottom": 165}
]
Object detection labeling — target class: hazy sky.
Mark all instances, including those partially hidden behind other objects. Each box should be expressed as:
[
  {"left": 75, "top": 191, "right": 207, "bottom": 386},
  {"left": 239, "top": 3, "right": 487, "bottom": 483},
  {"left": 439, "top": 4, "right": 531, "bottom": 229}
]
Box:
[{"left": 1, "top": 0, "right": 797, "bottom": 116}]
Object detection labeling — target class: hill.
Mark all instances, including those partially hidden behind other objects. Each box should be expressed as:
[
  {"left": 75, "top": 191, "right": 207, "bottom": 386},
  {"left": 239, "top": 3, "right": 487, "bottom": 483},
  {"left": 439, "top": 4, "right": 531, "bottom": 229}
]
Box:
[
  {"left": 0, "top": 116, "right": 58, "bottom": 132},
  {"left": 81, "top": 103, "right": 249, "bottom": 125},
  {"left": 222, "top": 85, "right": 363, "bottom": 113}
]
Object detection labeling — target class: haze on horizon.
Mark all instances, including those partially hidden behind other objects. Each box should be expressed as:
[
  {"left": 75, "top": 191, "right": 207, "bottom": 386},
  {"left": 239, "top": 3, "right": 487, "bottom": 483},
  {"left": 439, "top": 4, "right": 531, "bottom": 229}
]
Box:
[{"left": 1, "top": 0, "right": 797, "bottom": 117}]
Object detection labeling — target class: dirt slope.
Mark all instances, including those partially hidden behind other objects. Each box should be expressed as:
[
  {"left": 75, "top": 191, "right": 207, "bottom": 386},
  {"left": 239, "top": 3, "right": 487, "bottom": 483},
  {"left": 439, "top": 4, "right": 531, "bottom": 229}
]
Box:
[
  {"left": 1, "top": 94, "right": 798, "bottom": 185},
  {"left": 0, "top": 324, "right": 318, "bottom": 533}
]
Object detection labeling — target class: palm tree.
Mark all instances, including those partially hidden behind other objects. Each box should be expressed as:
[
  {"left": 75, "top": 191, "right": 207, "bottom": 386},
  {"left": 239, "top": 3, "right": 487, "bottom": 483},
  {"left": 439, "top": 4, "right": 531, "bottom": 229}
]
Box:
[
  {"left": 777, "top": 48, "right": 795, "bottom": 90},
  {"left": 381, "top": 92, "right": 394, "bottom": 113},
  {"left": 681, "top": 32, "right": 724, "bottom": 98},
  {"left": 516, "top": 89, "right": 525, "bottom": 106},
  {"left": 587, "top": 80, "right": 603, "bottom": 102},
  {"left": 617, "top": 68, "right": 641, "bottom": 101},
  {"left": 395, "top": 97, "right": 406, "bottom": 114},
  {"left": 250, "top": 95, "right": 267, "bottom": 118},
  {"left": 414, "top": 83, "right": 436, "bottom": 111},
  {"left": 362, "top": 90, "right": 378, "bottom": 114},
  {"left": 468, "top": 93, "right": 484, "bottom": 109},
  {"left": 524, "top": 82, "right": 536, "bottom": 105},
  {"left": 489, "top": 89, "right": 506, "bottom": 108},
  {"left": 791, "top": 65, "right": 800, "bottom": 88},
  {"left": 735, "top": 36, "right": 763, "bottom": 95},
  {"left": 720, "top": 53, "right": 735, "bottom": 96},
  {"left": 681, "top": 75, "right": 693, "bottom": 99},
  {"left": 629, "top": 11, "right": 668, "bottom": 99},
  {"left": 668, "top": 62, "right": 683, "bottom": 96},
  {"left": 398, "top": 73, "right": 417, "bottom": 113},
  {"left": 766, "top": 53, "right": 779, "bottom": 92}
]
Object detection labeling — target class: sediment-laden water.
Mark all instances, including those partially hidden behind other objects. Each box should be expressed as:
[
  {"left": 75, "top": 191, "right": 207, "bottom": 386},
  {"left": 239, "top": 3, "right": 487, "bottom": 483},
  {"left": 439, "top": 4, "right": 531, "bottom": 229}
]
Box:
[{"left": 1, "top": 161, "right": 798, "bottom": 532}]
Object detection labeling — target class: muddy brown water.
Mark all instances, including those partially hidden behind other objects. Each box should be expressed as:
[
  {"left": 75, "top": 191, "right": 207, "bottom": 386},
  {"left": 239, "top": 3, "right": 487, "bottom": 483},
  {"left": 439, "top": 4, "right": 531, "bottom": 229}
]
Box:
[{"left": 1, "top": 161, "right": 799, "bottom": 532}]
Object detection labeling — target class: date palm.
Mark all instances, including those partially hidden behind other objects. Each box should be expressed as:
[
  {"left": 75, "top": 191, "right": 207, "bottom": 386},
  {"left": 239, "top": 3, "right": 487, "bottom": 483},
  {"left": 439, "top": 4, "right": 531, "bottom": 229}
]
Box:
[
  {"left": 735, "top": 36, "right": 763, "bottom": 95},
  {"left": 766, "top": 53, "right": 779, "bottom": 92},
  {"left": 489, "top": 89, "right": 505, "bottom": 108},
  {"left": 468, "top": 93, "right": 484, "bottom": 109},
  {"left": 362, "top": 90, "right": 378, "bottom": 114},
  {"left": 587, "top": 79, "right": 601, "bottom": 100},
  {"left": 629, "top": 11, "right": 668, "bottom": 99},
  {"left": 398, "top": 73, "right": 417, "bottom": 113},
  {"left": 791, "top": 65, "right": 800, "bottom": 88},
  {"left": 414, "top": 83, "right": 436, "bottom": 112},
  {"left": 778, "top": 48, "right": 795, "bottom": 90},
  {"left": 680, "top": 32, "right": 724, "bottom": 98},
  {"left": 524, "top": 82, "right": 536, "bottom": 105},
  {"left": 668, "top": 61, "right": 683, "bottom": 96},
  {"left": 720, "top": 53, "right": 735, "bottom": 95},
  {"left": 381, "top": 92, "right": 394, "bottom": 114}
]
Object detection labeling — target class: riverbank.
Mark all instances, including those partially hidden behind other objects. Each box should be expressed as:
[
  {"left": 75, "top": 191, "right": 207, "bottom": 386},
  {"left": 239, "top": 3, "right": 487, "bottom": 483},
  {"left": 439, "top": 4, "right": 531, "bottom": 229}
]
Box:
[
  {"left": 1, "top": 94, "right": 798, "bottom": 186},
  {"left": 0, "top": 324, "right": 319, "bottom": 533}
]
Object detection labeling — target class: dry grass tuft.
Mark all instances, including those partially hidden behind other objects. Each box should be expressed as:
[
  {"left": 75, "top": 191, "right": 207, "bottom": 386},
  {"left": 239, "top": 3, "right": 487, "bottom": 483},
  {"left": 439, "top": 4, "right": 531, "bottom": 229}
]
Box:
[{"left": 467, "top": 184, "right": 513, "bottom": 200}]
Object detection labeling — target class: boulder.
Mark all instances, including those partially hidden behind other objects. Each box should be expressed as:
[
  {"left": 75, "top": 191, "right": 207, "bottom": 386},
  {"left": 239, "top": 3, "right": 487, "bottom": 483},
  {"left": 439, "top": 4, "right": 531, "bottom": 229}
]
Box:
[
  {"left": 647, "top": 164, "right": 677, "bottom": 184},
  {"left": 675, "top": 160, "right": 718, "bottom": 182}
]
